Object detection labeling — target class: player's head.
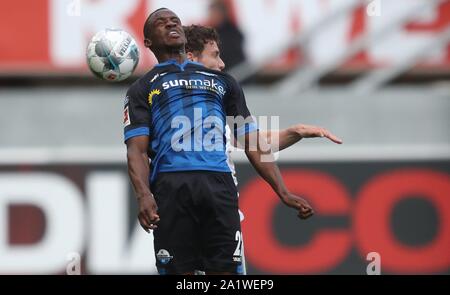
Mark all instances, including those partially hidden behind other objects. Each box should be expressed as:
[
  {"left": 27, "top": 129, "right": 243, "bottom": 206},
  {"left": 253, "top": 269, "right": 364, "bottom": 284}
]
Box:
[
  {"left": 183, "top": 25, "right": 225, "bottom": 71},
  {"left": 143, "top": 8, "right": 187, "bottom": 54}
]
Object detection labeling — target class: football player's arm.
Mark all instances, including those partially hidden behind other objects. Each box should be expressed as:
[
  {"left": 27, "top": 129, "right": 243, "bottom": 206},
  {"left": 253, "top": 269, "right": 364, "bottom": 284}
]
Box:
[
  {"left": 224, "top": 76, "right": 313, "bottom": 219},
  {"left": 242, "top": 132, "right": 313, "bottom": 219},
  {"left": 261, "top": 124, "right": 343, "bottom": 152},
  {"left": 126, "top": 136, "right": 159, "bottom": 232},
  {"left": 123, "top": 84, "right": 159, "bottom": 232}
]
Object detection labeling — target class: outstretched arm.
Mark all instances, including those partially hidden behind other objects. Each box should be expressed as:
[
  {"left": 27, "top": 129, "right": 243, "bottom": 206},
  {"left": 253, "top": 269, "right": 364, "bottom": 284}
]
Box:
[
  {"left": 261, "top": 124, "right": 343, "bottom": 152},
  {"left": 241, "top": 131, "right": 314, "bottom": 219},
  {"left": 126, "top": 136, "right": 160, "bottom": 232},
  {"left": 223, "top": 75, "right": 314, "bottom": 219}
]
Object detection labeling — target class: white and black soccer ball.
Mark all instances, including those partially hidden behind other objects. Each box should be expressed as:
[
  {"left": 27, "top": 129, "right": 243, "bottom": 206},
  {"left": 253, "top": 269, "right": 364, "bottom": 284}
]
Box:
[{"left": 86, "top": 29, "right": 140, "bottom": 82}]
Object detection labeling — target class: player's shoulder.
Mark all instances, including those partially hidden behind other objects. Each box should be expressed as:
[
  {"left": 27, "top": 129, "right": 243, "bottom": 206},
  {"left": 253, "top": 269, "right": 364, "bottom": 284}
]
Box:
[
  {"left": 185, "top": 62, "right": 238, "bottom": 84},
  {"left": 138, "top": 66, "right": 167, "bottom": 85},
  {"left": 127, "top": 66, "right": 166, "bottom": 94},
  {"left": 216, "top": 70, "right": 241, "bottom": 90},
  {"left": 185, "top": 62, "right": 225, "bottom": 76},
  {"left": 219, "top": 70, "right": 239, "bottom": 86}
]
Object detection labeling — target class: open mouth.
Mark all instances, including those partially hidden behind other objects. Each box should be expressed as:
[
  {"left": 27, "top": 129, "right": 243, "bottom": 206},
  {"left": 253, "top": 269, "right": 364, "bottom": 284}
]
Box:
[{"left": 168, "top": 31, "right": 180, "bottom": 38}]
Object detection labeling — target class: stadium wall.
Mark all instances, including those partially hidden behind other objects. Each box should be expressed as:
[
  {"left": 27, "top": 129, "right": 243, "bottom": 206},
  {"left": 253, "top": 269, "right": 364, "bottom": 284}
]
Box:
[
  {"left": 0, "top": 159, "right": 448, "bottom": 274},
  {"left": 0, "top": 86, "right": 449, "bottom": 274}
]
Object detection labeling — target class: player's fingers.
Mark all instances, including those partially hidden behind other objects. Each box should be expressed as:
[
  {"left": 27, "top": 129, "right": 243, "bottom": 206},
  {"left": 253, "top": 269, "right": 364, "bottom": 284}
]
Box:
[
  {"left": 141, "top": 212, "right": 159, "bottom": 231},
  {"left": 147, "top": 209, "right": 160, "bottom": 223},
  {"left": 147, "top": 211, "right": 159, "bottom": 230},
  {"left": 138, "top": 214, "right": 151, "bottom": 233},
  {"left": 300, "top": 204, "right": 311, "bottom": 211},
  {"left": 300, "top": 206, "right": 312, "bottom": 214},
  {"left": 291, "top": 201, "right": 305, "bottom": 211},
  {"left": 325, "top": 132, "right": 343, "bottom": 144},
  {"left": 300, "top": 201, "right": 313, "bottom": 211},
  {"left": 301, "top": 126, "right": 323, "bottom": 138},
  {"left": 319, "top": 129, "right": 325, "bottom": 137},
  {"left": 298, "top": 210, "right": 314, "bottom": 219},
  {"left": 291, "top": 196, "right": 310, "bottom": 207},
  {"left": 144, "top": 207, "right": 157, "bottom": 222},
  {"left": 307, "top": 128, "right": 323, "bottom": 138},
  {"left": 291, "top": 198, "right": 312, "bottom": 211}
]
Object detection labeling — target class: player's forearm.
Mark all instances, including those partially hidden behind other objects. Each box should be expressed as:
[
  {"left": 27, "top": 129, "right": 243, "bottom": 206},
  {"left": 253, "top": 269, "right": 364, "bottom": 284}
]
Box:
[
  {"left": 127, "top": 150, "right": 152, "bottom": 200},
  {"left": 261, "top": 127, "right": 302, "bottom": 152},
  {"left": 243, "top": 132, "right": 289, "bottom": 199},
  {"left": 245, "top": 150, "right": 289, "bottom": 199}
]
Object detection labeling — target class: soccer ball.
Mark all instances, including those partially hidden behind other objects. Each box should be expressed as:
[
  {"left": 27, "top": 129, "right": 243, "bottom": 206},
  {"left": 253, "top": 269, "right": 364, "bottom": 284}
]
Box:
[{"left": 86, "top": 29, "right": 140, "bottom": 82}]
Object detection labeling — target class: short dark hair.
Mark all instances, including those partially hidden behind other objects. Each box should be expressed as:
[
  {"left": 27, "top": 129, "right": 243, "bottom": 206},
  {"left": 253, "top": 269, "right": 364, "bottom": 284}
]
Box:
[
  {"left": 143, "top": 7, "right": 169, "bottom": 39},
  {"left": 183, "top": 25, "right": 220, "bottom": 55}
]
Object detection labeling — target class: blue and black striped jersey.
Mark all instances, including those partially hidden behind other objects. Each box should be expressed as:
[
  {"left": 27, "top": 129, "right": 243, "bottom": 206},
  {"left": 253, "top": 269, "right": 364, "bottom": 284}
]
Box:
[{"left": 123, "top": 59, "right": 257, "bottom": 183}]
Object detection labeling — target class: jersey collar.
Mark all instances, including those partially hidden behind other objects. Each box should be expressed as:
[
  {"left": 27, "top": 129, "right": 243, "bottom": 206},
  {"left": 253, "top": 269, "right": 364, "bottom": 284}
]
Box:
[{"left": 155, "top": 59, "right": 203, "bottom": 70}]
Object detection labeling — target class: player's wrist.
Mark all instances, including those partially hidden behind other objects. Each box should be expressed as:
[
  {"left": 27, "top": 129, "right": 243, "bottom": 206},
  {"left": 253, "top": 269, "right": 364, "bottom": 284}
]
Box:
[
  {"left": 137, "top": 193, "right": 154, "bottom": 201},
  {"left": 291, "top": 125, "right": 304, "bottom": 139},
  {"left": 277, "top": 188, "right": 291, "bottom": 201}
]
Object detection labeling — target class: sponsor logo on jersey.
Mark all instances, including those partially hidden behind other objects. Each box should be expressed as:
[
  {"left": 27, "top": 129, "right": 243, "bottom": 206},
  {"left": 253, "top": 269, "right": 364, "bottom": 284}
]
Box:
[
  {"left": 162, "top": 78, "right": 226, "bottom": 96},
  {"left": 123, "top": 106, "right": 130, "bottom": 126}
]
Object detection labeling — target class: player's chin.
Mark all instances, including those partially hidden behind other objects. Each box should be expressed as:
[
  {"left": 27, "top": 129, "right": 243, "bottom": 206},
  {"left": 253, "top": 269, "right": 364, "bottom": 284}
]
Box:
[{"left": 165, "top": 37, "right": 185, "bottom": 47}]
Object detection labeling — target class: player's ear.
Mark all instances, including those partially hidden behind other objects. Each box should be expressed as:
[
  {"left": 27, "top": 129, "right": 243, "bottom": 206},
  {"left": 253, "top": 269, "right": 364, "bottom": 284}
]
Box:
[
  {"left": 144, "top": 38, "right": 152, "bottom": 49},
  {"left": 186, "top": 52, "right": 195, "bottom": 61}
]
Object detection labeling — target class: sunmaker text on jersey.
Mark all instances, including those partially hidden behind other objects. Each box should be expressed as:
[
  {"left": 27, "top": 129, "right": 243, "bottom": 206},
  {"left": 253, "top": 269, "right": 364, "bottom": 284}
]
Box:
[{"left": 162, "top": 78, "right": 226, "bottom": 95}]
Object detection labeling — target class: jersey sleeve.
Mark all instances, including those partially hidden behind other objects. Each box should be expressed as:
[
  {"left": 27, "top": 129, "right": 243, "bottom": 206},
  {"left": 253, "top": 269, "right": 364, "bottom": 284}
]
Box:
[
  {"left": 123, "top": 80, "right": 151, "bottom": 143},
  {"left": 223, "top": 75, "right": 258, "bottom": 138}
]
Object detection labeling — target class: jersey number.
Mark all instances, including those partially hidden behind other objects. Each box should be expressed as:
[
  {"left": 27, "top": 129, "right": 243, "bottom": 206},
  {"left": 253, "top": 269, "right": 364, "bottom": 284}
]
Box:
[{"left": 233, "top": 230, "right": 243, "bottom": 257}]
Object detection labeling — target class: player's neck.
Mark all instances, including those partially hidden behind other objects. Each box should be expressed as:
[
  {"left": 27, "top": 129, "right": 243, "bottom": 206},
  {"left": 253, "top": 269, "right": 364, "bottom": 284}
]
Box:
[{"left": 156, "top": 47, "right": 187, "bottom": 64}]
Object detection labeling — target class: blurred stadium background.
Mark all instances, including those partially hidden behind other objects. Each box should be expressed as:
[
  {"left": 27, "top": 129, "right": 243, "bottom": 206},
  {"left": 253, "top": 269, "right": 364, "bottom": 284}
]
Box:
[{"left": 0, "top": 0, "right": 449, "bottom": 274}]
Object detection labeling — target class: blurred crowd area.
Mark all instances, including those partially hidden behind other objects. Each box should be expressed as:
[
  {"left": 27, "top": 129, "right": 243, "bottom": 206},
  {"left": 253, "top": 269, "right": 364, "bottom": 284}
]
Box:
[{"left": 0, "top": 0, "right": 449, "bottom": 87}]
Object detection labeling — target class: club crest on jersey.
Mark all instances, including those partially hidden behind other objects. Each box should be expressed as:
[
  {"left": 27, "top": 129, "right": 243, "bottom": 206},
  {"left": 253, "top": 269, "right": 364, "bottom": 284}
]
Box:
[
  {"left": 156, "top": 249, "right": 173, "bottom": 265},
  {"left": 148, "top": 89, "right": 161, "bottom": 105}
]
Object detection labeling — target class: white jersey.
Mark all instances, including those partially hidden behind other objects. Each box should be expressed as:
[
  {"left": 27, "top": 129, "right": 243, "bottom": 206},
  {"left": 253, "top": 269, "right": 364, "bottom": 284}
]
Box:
[
  {"left": 225, "top": 124, "right": 238, "bottom": 186},
  {"left": 225, "top": 124, "right": 247, "bottom": 274},
  {"left": 224, "top": 125, "right": 245, "bottom": 223}
]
